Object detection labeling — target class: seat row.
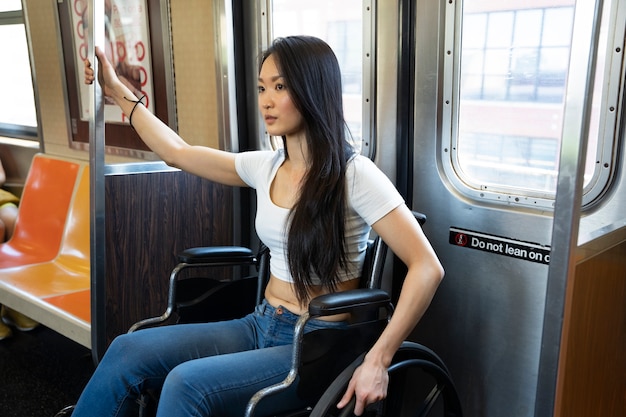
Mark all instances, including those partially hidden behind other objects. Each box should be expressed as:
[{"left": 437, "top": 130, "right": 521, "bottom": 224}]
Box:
[{"left": 0, "top": 153, "right": 91, "bottom": 348}]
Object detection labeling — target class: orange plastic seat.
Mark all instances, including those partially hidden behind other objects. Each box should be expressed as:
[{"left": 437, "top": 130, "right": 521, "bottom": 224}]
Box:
[
  {"left": 43, "top": 290, "right": 90, "bottom": 324},
  {"left": 0, "top": 154, "right": 80, "bottom": 268},
  {"left": 0, "top": 164, "right": 91, "bottom": 347}
]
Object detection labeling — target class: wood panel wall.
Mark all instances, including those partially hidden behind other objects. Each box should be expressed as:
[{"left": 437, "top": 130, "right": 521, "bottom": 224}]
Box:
[
  {"left": 556, "top": 240, "right": 626, "bottom": 416},
  {"left": 103, "top": 169, "right": 233, "bottom": 346}
]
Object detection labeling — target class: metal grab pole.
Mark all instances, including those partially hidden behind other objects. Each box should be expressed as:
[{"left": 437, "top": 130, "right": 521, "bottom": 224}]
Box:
[
  {"left": 88, "top": 0, "right": 107, "bottom": 365},
  {"left": 535, "top": 1, "right": 603, "bottom": 415}
]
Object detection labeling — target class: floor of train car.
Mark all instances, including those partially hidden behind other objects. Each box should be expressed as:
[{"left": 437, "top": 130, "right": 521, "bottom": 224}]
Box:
[{"left": 0, "top": 325, "right": 94, "bottom": 417}]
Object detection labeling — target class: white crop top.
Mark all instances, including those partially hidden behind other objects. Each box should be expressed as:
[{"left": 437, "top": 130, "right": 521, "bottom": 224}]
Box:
[{"left": 235, "top": 149, "right": 404, "bottom": 284}]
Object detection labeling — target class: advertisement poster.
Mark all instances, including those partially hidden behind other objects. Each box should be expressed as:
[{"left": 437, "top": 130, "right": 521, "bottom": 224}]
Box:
[{"left": 70, "top": 0, "right": 154, "bottom": 125}]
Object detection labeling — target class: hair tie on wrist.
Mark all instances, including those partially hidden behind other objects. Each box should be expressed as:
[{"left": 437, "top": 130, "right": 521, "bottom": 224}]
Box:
[{"left": 123, "top": 95, "right": 146, "bottom": 130}]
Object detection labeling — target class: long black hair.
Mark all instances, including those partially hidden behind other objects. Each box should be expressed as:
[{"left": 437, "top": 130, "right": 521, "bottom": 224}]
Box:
[{"left": 260, "top": 36, "right": 356, "bottom": 305}]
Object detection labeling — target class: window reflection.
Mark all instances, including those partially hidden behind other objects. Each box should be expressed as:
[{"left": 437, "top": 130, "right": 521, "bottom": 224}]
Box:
[
  {"left": 0, "top": 6, "right": 37, "bottom": 135},
  {"left": 457, "top": 1, "right": 576, "bottom": 193},
  {"left": 271, "top": 0, "right": 364, "bottom": 151}
]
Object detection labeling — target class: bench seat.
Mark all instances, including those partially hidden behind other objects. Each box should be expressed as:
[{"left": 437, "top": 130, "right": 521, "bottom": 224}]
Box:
[{"left": 0, "top": 158, "right": 90, "bottom": 348}]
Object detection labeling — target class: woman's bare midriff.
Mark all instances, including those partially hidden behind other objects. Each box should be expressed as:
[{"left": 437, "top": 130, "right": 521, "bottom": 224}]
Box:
[{"left": 264, "top": 274, "right": 360, "bottom": 321}]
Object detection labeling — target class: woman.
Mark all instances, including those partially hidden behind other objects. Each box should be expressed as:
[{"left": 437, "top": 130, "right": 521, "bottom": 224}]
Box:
[{"left": 78, "top": 36, "right": 444, "bottom": 416}]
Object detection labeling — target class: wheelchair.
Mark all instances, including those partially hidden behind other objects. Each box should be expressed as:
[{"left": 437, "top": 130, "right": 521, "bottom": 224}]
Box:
[{"left": 125, "top": 211, "right": 462, "bottom": 417}]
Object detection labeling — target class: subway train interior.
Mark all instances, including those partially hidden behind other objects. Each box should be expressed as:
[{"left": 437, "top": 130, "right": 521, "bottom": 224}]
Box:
[{"left": 0, "top": 0, "right": 624, "bottom": 416}]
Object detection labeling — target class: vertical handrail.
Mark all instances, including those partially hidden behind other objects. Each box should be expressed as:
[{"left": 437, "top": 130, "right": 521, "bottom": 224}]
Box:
[
  {"left": 88, "top": 0, "right": 107, "bottom": 364},
  {"left": 535, "top": 1, "right": 604, "bottom": 415}
]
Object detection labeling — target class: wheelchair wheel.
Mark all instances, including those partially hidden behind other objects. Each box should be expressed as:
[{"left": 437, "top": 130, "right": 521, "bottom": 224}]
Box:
[{"left": 309, "top": 342, "right": 462, "bottom": 417}]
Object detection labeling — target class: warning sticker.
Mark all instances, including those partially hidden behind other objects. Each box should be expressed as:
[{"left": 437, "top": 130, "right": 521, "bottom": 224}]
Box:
[{"left": 449, "top": 227, "right": 551, "bottom": 265}]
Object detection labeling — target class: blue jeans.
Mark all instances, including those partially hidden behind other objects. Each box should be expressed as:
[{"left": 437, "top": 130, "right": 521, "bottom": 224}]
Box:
[{"left": 72, "top": 300, "right": 347, "bottom": 417}]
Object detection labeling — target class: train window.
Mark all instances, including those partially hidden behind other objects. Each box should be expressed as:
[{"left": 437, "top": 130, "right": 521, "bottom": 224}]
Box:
[
  {"left": 268, "top": 0, "right": 371, "bottom": 154},
  {"left": 0, "top": 1, "right": 37, "bottom": 140},
  {"left": 443, "top": 0, "right": 620, "bottom": 208}
]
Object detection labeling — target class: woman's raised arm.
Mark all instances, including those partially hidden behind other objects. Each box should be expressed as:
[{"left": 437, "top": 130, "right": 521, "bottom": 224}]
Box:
[{"left": 84, "top": 47, "right": 246, "bottom": 187}]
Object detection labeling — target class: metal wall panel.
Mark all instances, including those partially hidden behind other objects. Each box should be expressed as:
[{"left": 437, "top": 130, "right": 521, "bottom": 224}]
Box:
[{"left": 399, "top": 1, "right": 626, "bottom": 416}]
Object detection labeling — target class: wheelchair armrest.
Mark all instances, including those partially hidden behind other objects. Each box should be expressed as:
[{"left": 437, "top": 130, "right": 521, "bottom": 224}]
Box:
[
  {"left": 308, "top": 288, "right": 391, "bottom": 317},
  {"left": 177, "top": 246, "right": 256, "bottom": 265},
  {"left": 129, "top": 246, "right": 258, "bottom": 333}
]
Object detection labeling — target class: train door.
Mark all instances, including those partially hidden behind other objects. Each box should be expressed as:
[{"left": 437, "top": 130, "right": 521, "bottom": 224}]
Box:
[{"left": 408, "top": 1, "right": 626, "bottom": 416}]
